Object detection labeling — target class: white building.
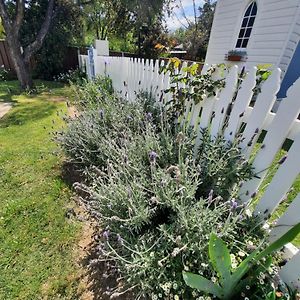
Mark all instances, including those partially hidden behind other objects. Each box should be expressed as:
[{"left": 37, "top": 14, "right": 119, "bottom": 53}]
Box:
[{"left": 205, "top": 0, "right": 300, "bottom": 98}]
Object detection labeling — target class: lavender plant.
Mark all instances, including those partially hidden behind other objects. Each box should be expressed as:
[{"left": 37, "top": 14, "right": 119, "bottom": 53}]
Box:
[
  {"left": 195, "top": 129, "right": 254, "bottom": 201},
  {"left": 57, "top": 79, "right": 276, "bottom": 299},
  {"left": 69, "top": 75, "right": 114, "bottom": 110}
]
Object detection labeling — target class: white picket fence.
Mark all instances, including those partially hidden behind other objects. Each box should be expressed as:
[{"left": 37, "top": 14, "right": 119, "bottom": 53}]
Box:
[{"left": 80, "top": 55, "right": 300, "bottom": 289}]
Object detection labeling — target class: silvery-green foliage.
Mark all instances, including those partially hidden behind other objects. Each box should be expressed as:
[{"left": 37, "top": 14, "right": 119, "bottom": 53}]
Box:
[
  {"left": 57, "top": 95, "right": 150, "bottom": 170},
  {"left": 195, "top": 129, "right": 254, "bottom": 200},
  {"left": 69, "top": 75, "right": 114, "bottom": 110},
  {"left": 58, "top": 79, "right": 264, "bottom": 299}
]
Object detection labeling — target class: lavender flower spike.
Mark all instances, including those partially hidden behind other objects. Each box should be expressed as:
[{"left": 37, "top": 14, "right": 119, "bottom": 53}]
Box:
[
  {"left": 117, "top": 234, "right": 123, "bottom": 245},
  {"left": 103, "top": 230, "right": 110, "bottom": 239},
  {"left": 146, "top": 112, "right": 152, "bottom": 121},
  {"left": 149, "top": 151, "right": 158, "bottom": 163},
  {"left": 230, "top": 199, "right": 238, "bottom": 211}
]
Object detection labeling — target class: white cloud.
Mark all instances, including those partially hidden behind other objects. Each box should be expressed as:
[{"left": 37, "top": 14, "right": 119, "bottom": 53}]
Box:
[{"left": 165, "top": 0, "right": 205, "bottom": 31}]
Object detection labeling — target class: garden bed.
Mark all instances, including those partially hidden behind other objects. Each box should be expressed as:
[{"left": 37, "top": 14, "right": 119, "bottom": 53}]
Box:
[{"left": 56, "top": 76, "right": 300, "bottom": 300}]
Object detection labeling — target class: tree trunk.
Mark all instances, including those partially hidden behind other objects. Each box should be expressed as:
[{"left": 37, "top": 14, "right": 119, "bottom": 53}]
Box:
[
  {"left": 6, "top": 38, "right": 33, "bottom": 90},
  {"left": 0, "top": 0, "right": 55, "bottom": 90}
]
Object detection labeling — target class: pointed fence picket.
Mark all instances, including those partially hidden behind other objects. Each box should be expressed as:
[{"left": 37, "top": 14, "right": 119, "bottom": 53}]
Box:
[
  {"left": 80, "top": 54, "right": 300, "bottom": 289},
  {"left": 223, "top": 67, "right": 257, "bottom": 142}
]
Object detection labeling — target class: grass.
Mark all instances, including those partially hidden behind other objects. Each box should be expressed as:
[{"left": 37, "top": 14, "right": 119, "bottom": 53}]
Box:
[{"left": 0, "top": 80, "right": 81, "bottom": 299}]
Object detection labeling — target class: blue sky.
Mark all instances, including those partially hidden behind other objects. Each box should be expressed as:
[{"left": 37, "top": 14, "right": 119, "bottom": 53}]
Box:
[{"left": 166, "top": 0, "right": 205, "bottom": 31}]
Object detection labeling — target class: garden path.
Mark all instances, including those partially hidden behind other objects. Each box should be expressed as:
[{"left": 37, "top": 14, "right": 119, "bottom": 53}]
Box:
[{"left": 0, "top": 102, "right": 12, "bottom": 118}]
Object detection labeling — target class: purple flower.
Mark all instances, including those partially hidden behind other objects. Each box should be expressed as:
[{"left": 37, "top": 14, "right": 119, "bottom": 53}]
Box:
[
  {"left": 117, "top": 234, "right": 123, "bottom": 245},
  {"left": 230, "top": 199, "right": 238, "bottom": 211},
  {"left": 149, "top": 151, "right": 158, "bottom": 163},
  {"left": 103, "top": 230, "right": 110, "bottom": 239},
  {"left": 145, "top": 112, "right": 153, "bottom": 121},
  {"left": 278, "top": 155, "right": 288, "bottom": 165}
]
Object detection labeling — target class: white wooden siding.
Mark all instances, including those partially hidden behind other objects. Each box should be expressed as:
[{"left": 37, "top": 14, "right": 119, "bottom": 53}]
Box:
[{"left": 205, "top": 0, "right": 300, "bottom": 75}]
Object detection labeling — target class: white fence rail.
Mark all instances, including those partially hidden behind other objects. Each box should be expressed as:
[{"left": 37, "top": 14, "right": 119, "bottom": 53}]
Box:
[{"left": 80, "top": 54, "right": 300, "bottom": 289}]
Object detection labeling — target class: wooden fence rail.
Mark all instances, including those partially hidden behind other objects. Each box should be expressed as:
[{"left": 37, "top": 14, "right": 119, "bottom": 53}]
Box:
[
  {"left": 0, "top": 40, "right": 14, "bottom": 72},
  {"left": 1, "top": 40, "right": 80, "bottom": 76},
  {"left": 80, "top": 54, "right": 300, "bottom": 289}
]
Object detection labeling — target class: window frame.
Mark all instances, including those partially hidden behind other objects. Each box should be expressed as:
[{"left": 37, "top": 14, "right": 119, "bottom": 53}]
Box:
[{"left": 235, "top": 1, "right": 257, "bottom": 50}]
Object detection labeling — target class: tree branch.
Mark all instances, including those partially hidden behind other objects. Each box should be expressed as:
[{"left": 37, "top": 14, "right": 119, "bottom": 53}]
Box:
[
  {"left": 0, "top": 0, "right": 12, "bottom": 33},
  {"left": 24, "top": 0, "right": 55, "bottom": 64},
  {"left": 14, "top": 0, "right": 25, "bottom": 33}
]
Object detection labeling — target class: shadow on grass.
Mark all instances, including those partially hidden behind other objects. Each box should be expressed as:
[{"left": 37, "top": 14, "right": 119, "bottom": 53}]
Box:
[
  {"left": 0, "top": 80, "right": 70, "bottom": 104},
  {"left": 0, "top": 101, "right": 57, "bottom": 127},
  {"left": 0, "top": 81, "right": 21, "bottom": 104}
]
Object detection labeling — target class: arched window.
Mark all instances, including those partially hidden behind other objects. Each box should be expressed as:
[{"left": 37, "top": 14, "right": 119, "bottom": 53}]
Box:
[{"left": 236, "top": 2, "right": 257, "bottom": 48}]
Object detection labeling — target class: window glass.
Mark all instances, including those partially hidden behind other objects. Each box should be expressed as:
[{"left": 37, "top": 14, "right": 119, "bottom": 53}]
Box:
[{"left": 235, "top": 2, "right": 257, "bottom": 48}]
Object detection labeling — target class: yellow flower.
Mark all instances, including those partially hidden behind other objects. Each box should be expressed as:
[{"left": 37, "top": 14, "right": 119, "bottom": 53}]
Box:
[{"left": 170, "top": 57, "right": 181, "bottom": 68}]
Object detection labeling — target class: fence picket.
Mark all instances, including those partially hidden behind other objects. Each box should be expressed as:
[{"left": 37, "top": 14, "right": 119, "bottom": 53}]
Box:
[
  {"left": 152, "top": 60, "right": 160, "bottom": 99},
  {"left": 181, "top": 62, "right": 197, "bottom": 127},
  {"left": 279, "top": 251, "right": 300, "bottom": 290},
  {"left": 240, "top": 79, "right": 300, "bottom": 204},
  {"left": 188, "top": 65, "right": 212, "bottom": 129},
  {"left": 239, "top": 69, "right": 282, "bottom": 158},
  {"left": 270, "top": 194, "right": 300, "bottom": 242},
  {"left": 210, "top": 66, "right": 238, "bottom": 138},
  {"left": 224, "top": 67, "right": 257, "bottom": 141},
  {"left": 253, "top": 132, "right": 300, "bottom": 217}
]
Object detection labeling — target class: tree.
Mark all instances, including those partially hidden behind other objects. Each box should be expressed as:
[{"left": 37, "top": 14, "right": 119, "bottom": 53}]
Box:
[
  {"left": 130, "top": 0, "right": 171, "bottom": 58},
  {"left": 0, "top": 0, "right": 55, "bottom": 89},
  {"left": 171, "top": 0, "right": 216, "bottom": 60},
  {"left": 83, "top": 0, "right": 131, "bottom": 41},
  {"left": 21, "top": 0, "right": 82, "bottom": 79}
]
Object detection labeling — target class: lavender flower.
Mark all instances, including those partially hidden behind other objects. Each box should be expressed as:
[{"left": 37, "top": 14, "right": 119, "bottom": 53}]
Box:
[
  {"left": 103, "top": 230, "right": 110, "bottom": 239},
  {"left": 145, "top": 112, "right": 152, "bottom": 121},
  {"left": 230, "top": 199, "right": 238, "bottom": 211},
  {"left": 149, "top": 151, "right": 158, "bottom": 164},
  {"left": 117, "top": 234, "right": 123, "bottom": 245}
]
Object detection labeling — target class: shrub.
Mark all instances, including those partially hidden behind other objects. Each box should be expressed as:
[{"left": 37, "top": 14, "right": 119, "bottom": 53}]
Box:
[
  {"left": 54, "top": 68, "right": 87, "bottom": 85},
  {"left": 71, "top": 122, "right": 264, "bottom": 299},
  {"left": 57, "top": 80, "right": 269, "bottom": 299},
  {"left": 68, "top": 76, "right": 114, "bottom": 110},
  {"left": 0, "top": 65, "right": 16, "bottom": 81}
]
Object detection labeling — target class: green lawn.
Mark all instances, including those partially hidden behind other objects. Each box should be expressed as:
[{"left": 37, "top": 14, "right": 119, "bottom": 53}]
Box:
[{"left": 0, "top": 81, "right": 81, "bottom": 299}]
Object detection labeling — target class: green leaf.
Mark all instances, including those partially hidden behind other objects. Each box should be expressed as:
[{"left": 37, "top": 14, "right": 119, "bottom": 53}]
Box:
[
  {"left": 209, "top": 233, "right": 232, "bottom": 287},
  {"left": 256, "top": 223, "right": 300, "bottom": 261},
  {"left": 230, "top": 249, "right": 259, "bottom": 288},
  {"left": 182, "top": 271, "right": 223, "bottom": 299},
  {"left": 266, "top": 291, "right": 276, "bottom": 300},
  {"left": 235, "top": 256, "right": 272, "bottom": 293}
]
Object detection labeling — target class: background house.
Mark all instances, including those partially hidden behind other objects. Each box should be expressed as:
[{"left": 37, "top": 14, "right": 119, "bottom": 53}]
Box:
[{"left": 205, "top": 0, "right": 300, "bottom": 98}]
